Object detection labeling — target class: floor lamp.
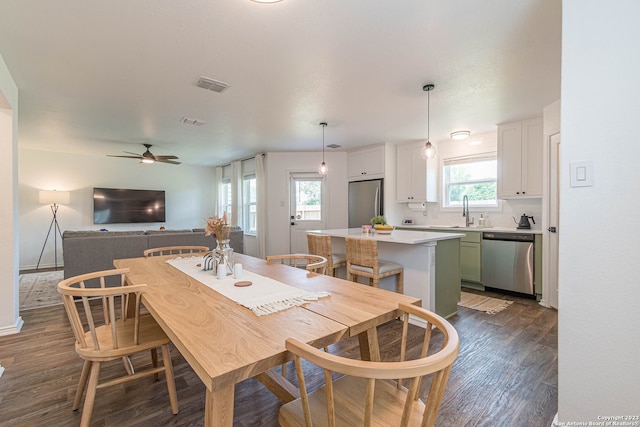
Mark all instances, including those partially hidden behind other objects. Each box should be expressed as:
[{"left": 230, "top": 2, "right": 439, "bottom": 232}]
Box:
[{"left": 36, "top": 190, "right": 70, "bottom": 271}]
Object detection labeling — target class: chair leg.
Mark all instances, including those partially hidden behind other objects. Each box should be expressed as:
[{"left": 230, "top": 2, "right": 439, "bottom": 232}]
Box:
[
  {"left": 80, "top": 360, "right": 101, "bottom": 427},
  {"left": 281, "top": 362, "right": 287, "bottom": 378},
  {"left": 161, "top": 344, "right": 179, "bottom": 414},
  {"left": 346, "top": 268, "right": 352, "bottom": 282},
  {"left": 151, "top": 348, "right": 159, "bottom": 380},
  {"left": 73, "top": 360, "right": 91, "bottom": 411},
  {"left": 371, "top": 277, "right": 379, "bottom": 288},
  {"left": 397, "top": 271, "right": 404, "bottom": 294}
]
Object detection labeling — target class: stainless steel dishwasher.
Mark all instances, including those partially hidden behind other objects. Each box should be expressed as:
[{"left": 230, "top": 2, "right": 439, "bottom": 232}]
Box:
[{"left": 481, "top": 231, "right": 535, "bottom": 297}]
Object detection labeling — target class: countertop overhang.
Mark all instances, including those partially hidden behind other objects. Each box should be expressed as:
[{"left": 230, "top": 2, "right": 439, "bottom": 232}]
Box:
[{"left": 309, "top": 228, "right": 464, "bottom": 244}]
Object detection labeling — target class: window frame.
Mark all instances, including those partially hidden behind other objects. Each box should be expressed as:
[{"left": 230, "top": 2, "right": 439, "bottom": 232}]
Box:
[{"left": 440, "top": 153, "right": 501, "bottom": 212}]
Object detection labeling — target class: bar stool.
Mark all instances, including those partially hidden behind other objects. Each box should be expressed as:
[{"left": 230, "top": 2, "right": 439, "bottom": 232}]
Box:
[
  {"left": 345, "top": 236, "right": 403, "bottom": 293},
  {"left": 306, "top": 234, "right": 347, "bottom": 277}
]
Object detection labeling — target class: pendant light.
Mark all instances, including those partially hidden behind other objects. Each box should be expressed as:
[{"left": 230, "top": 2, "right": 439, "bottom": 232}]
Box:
[
  {"left": 319, "top": 122, "right": 328, "bottom": 175},
  {"left": 420, "top": 84, "right": 437, "bottom": 160}
]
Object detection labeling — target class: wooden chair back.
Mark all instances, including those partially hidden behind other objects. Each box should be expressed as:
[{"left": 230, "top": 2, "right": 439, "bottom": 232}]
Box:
[
  {"left": 279, "top": 303, "right": 459, "bottom": 427},
  {"left": 144, "top": 245, "right": 210, "bottom": 257},
  {"left": 266, "top": 254, "right": 328, "bottom": 275},
  {"left": 58, "top": 268, "right": 147, "bottom": 355}
]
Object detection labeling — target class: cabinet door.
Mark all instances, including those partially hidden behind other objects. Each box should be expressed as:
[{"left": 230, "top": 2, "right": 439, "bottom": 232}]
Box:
[
  {"left": 497, "top": 122, "right": 523, "bottom": 198},
  {"left": 460, "top": 242, "right": 482, "bottom": 283},
  {"left": 521, "top": 117, "right": 543, "bottom": 197},
  {"left": 348, "top": 147, "right": 384, "bottom": 179},
  {"left": 396, "top": 144, "right": 413, "bottom": 201}
]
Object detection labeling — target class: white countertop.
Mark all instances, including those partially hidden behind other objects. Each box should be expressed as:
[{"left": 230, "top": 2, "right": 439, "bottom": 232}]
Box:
[
  {"left": 398, "top": 224, "right": 542, "bottom": 235},
  {"left": 309, "top": 228, "right": 465, "bottom": 244}
]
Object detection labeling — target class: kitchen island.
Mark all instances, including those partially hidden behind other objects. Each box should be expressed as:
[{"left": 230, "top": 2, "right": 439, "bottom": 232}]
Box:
[{"left": 308, "top": 228, "right": 464, "bottom": 323}]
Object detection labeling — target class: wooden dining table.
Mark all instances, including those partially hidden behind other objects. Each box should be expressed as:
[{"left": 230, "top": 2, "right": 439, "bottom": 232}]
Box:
[{"left": 114, "top": 253, "right": 421, "bottom": 427}]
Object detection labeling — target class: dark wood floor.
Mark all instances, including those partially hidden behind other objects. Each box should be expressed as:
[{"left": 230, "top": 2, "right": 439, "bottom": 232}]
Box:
[{"left": 0, "top": 289, "right": 557, "bottom": 426}]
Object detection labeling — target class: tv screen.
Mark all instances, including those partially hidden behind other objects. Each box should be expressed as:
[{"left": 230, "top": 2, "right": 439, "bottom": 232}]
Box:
[{"left": 93, "top": 187, "right": 166, "bottom": 224}]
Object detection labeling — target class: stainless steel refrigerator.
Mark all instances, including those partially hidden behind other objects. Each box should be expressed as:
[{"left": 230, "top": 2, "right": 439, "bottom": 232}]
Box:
[{"left": 348, "top": 179, "right": 383, "bottom": 228}]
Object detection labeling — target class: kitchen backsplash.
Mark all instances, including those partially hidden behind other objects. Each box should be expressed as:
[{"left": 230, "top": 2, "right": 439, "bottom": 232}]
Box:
[{"left": 392, "top": 198, "right": 543, "bottom": 230}]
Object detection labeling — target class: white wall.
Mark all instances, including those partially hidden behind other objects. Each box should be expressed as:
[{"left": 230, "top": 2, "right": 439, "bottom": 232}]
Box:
[
  {"left": 0, "top": 52, "right": 21, "bottom": 337},
  {"left": 19, "top": 148, "right": 216, "bottom": 269},
  {"left": 264, "top": 151, "right": 348, "bottom": 256},
  {"left": 558, "top": 1, "right": 640, "bottom": 422},
  {"left": 388, "top": 131, "right": 543, "bottom": 230}
]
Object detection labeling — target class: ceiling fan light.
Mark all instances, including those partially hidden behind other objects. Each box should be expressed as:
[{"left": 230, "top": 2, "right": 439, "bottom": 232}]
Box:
[
  {"left": 420, "top": 141, "right": 436, "bottom": 160},
  {"left": 142, "top": 158, "right": 154, "bottom": 164},
  {"left": 450, "top": 130, "right": 471, "bottom": 140}
]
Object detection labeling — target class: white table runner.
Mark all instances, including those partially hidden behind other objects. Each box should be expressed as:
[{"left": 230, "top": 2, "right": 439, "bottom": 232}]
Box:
[{"left": 166, "top": 257, "right": 330, "bottom": 316}]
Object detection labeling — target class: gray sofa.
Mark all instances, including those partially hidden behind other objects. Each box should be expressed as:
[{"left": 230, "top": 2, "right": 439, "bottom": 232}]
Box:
[{"left": 63, "top": 228, "right": 243, "bottom": 284}]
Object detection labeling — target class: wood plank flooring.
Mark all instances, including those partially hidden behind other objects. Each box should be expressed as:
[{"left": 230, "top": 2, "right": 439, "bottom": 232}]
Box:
[{"left": 0, "top": 289, "right": 557, "bottom": 426}]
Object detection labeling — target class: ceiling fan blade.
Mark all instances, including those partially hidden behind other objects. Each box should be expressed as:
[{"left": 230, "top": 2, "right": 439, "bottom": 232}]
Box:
[
  {"left": 122, "top": 151, "right": 143, "bottom": 156},
  {"left": 107, "top": 155, "right": 143, "bottom": 159},
  {"left": 156, "top": 159, "right": 181, "bottom": 165},
  {"left": 154, "top": 155, "right": 179, "bottom": 160}
]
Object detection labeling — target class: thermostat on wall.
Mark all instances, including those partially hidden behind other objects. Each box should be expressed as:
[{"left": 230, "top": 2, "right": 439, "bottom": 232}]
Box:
[{"left": 402, "top": 218, "right": 414, "bottom": 225}]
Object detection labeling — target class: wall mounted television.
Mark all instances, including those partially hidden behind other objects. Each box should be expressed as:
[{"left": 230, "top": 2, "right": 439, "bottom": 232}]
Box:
[{"left": 93, "top": 187, "right": 166, "bottom": 224}]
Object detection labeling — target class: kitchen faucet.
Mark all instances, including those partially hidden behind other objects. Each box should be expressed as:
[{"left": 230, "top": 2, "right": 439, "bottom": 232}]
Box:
[{"left": 463, "top": 195, "right": 474, "bottom": 227}]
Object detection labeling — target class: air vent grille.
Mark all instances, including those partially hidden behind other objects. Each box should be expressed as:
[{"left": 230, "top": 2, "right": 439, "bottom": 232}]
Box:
[
  {"left": 194, "top": 76, "right": 230, "bottom": 93},
  {"left": 180, "top": 116, "right": 206, "bottom": 126}
]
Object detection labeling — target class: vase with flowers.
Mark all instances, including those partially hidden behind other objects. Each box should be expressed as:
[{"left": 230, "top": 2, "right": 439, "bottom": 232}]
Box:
[{"left": 204, "top": 212, "right": 234, "bottom": 275}]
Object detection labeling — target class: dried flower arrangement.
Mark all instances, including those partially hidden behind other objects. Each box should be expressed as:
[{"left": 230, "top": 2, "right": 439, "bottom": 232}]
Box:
[{"left": 205, "top": 212, "right": 230, "bottom": 242}]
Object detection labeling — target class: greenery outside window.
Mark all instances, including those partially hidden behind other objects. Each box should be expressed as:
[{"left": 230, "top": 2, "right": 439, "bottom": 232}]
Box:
[
  {"left": 443, "top": 154, "right": 498, "bottom": 208},
  {"left": 243, "top": 175, "right": 257, "bottom": 235}
]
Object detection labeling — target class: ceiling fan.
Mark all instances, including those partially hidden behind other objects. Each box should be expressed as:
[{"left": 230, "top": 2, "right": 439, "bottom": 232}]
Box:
[{"left": 107, "top": 143, "right": 181, "bottom": 165}]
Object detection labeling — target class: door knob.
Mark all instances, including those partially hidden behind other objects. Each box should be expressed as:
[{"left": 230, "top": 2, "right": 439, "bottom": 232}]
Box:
[{"left": 548, "top": 226, "right": 557, "bottom": 233}]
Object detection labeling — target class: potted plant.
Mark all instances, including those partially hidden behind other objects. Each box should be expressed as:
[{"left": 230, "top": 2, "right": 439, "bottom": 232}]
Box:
[{"left": 370, "top": 215, "right": 387, "bottom": 226}]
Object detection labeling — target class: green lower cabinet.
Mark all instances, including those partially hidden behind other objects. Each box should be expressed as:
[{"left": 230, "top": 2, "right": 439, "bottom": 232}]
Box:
[
  {"left": 432, "top": 238, "right": 461, "bottom": 318},
  {"left": 460, "top": 241, "right": 481, "bottom": 282}
]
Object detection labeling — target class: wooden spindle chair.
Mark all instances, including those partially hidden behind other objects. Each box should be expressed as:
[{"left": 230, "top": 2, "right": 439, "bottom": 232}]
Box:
[
  {"left": 143, "top": 245, "right": 210, "bottom": 257},
  {"left": 278, "top": 303, "right": 459, "bottom": 427},
  {"left": 58, "top": 269, "right": 179, "bottom": 427}
]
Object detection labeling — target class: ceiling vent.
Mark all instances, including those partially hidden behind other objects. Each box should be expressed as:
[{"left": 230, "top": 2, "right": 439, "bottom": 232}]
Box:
[
  {"left": 326, "top": 144, "right": 341, "bottom": 149},
  {"left": 194, "top": 76, "right": 230, "bottom": 93},
  {"left": 180, "top": 116, "right": 206, "bottom": 126}
]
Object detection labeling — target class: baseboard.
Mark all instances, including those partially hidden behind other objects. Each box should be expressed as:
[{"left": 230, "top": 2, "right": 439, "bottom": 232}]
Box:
[
  {"left": 552, "top": 413, "right": 558, "bottom": 426},
  {"left": 0, "top": 316, "right": 24, "bottom": 336}
]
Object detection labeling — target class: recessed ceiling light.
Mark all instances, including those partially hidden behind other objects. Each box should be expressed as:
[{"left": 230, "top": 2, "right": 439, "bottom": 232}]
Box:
[{"left": 450, "top": 130, "right": 471, "bottom": 140}]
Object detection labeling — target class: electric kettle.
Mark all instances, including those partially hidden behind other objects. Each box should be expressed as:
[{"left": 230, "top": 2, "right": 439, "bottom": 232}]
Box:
[{"left": 513, "top": 214, "right": 535, "bottom": 229}]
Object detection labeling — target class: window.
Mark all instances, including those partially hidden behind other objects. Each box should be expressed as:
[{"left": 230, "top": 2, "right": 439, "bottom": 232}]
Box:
[
  {"left": 243, "top": 175, "right": 257, "bottom": 235},
  {"left": 293, "top": 178, "right": 322, "bottom": 221},
  {"left": 222, "top": 180, "right": 232, "bottom": 219},
  {"left": 443, "top": 154, "right": 498, "bottom": 208}
]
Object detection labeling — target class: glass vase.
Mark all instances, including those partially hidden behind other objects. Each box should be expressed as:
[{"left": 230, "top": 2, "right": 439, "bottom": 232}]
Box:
[{"left": 215, "top": 239, "right": 234, "bottom": 275}]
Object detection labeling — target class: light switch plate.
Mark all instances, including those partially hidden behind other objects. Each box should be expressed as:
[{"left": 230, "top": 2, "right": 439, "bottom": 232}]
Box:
[{"left": 570, "top": 160, "right": 594, "bottom": 187}]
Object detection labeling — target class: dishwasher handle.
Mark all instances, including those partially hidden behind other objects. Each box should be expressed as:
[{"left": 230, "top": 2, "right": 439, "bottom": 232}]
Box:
[{"left": 482, "top": 232, "right": 534, "bottom": 242}]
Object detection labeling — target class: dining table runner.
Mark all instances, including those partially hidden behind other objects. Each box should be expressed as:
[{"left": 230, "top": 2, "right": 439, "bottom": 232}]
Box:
[{"left": 166, "top": 256, "right": 330, "bottom": 316}]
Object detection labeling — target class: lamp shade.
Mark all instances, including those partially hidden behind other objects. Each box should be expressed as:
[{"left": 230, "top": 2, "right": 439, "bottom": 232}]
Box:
[{"left": 39, "top": 190, "right": 70, "bottom": 205}]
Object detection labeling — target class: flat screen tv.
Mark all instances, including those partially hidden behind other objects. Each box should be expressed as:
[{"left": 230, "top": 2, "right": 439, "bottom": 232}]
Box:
[{"left": 93, "top": 187, "right": 166, "bottom": 224}]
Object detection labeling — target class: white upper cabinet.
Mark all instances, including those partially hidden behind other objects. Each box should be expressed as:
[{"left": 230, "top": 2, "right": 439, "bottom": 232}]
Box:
[
  {"left": 396, "top": 142, "right": 437, "bottom": 203},
  {"left": 347, "top": 146, "right": 385, "bottom": 181},
  {"left": 497, "top": 117, "right": 543, "bottom": 199}
]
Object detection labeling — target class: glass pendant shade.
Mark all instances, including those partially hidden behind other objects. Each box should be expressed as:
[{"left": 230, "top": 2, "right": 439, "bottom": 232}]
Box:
[
  {"left": 420, "top": 141, "right": 436, "bottom": 159},
  {"left": 319, "top": 161, "right": 328, "bottom": 175},
  {"left": 319, "top": 122, "right": 328, "bottom": 175}
]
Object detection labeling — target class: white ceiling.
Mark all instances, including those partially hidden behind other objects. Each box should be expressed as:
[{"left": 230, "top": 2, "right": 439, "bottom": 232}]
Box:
[{"left": 0, "top": 0, "right": 561, "bottom": 167}]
